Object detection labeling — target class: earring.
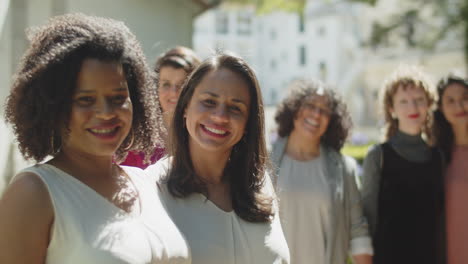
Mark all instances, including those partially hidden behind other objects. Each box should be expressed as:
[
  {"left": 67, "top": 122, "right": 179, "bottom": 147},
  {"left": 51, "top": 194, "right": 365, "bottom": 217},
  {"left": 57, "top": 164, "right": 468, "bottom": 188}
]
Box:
[
  {"left": 123, "top": 130, "right": 135, "bottom": 150},
  {"left": 50, "top": 131, "right": 61, "bottom": 154},
  {"left": 391, "top": 112, "right": 397, "bottom": 119}
]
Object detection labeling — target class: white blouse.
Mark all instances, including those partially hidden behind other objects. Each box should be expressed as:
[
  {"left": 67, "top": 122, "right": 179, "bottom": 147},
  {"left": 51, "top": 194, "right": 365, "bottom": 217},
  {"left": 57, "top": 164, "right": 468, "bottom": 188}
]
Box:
[{"left": 146, "top": 158, "right": 290, "bottom": 264}]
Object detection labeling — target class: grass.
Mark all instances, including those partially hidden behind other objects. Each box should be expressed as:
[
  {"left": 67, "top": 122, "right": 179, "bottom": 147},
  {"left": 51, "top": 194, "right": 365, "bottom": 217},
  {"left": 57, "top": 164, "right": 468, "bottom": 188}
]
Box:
[{"left": 341, "top": 142, "right": 376, "bottom": 165}]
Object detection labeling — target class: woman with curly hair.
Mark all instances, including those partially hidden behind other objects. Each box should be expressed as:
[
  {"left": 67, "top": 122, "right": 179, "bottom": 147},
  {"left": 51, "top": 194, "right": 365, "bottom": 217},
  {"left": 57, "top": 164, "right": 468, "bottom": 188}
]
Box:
[
  {"left": 270, "top": 79, "right": 372, "bottom": 264},
  {"left": 434, "top": 74, "right": 468, "bottom": 264},
  {"left": 361, "top": 65, "right": 445, "bottom": 264},
  {"left": 121, "top": 46, "right": 201, "bottom": 168},
  {"left": 0, "top": 14, "right": 189, "bottom": 263},
  {"left": 146, "top": 53, "right": 290, "bottom": 264}
]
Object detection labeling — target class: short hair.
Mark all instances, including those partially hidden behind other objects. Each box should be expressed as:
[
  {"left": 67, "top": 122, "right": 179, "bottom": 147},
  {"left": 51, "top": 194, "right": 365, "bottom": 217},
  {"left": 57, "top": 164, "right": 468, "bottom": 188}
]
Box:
[
  {"left": 154, "top": 46, "right": 201, "bottom": 74},
  {"left": 434, "top": 74, "right": 468, "bottom": 162},
  {"left": 165, "top": 53, "right": 274, "bottom": 223},
  {"left": 4, "top": 13, "right": 163, "bottom": 162},
  {"left": 379, "top": 65, "right": 435, "bottom": 142},
  {"left": 274, "top": 79, "right": 352, "bottom": 151}
]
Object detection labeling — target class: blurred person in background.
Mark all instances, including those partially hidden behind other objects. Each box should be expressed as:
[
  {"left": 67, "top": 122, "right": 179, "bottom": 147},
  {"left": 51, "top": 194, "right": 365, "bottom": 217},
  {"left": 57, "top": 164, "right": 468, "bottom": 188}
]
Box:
[
  {"left": 121, "top": 46, "right": 200, "bottom": 168},
  {"left": 147, "top": 53, "right": 290, "bottom": 264},
  {"left": 271, "top": 79, "right": 373, "bottom": 264},
  {"left": 0, "top": 14, "right": 190, "bottom": 263},
  {"left": 434, "top": 74, "right": 468, "bottom": 264},
  {"left": 361, "top": 65, "right": 445, "bottom": 264}
]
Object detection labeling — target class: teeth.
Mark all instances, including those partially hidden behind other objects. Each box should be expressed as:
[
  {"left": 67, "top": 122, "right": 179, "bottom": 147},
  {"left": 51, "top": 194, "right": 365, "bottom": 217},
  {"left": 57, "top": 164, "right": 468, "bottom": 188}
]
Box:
[
  {"left": 204, "top": 126, "right": 227, "bottom": 135},
  {"left": 90, "top": 128, "right": 116, "bottom": 134},
  {"left": 305, "top": 118, "right": 318, "bottom": 126}
]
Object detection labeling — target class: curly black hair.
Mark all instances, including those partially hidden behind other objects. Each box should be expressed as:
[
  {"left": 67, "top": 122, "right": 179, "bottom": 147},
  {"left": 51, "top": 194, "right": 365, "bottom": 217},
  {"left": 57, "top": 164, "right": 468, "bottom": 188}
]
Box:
[
  {"left": 4, "top": 13, "right": 163, "bottom": 163},
  {"left": 274, "top": 79, "right": 352, "bottom": 151},
  {"left": 434, "top": 74, "right": 468, "bottom": 162},
  {"left": 166, "top": 53, "right": 274, "bottom": 223}
]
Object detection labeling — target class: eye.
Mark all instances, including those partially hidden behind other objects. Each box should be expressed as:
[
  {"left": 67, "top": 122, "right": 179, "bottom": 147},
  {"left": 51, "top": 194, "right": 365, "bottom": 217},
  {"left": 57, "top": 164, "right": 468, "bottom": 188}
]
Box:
[
  {"left": 160, "top": 82, "right": 171, "bottom": 89},
  {"left": 400, "top": 99, "right": 408, "bottom": 104},
  {"left": 202, "top": 99, "right": 216, "bottom": 107},
  {"left": 111, "top": 95, "right": 127, "bottom": 105},
  {"left": 75, "top": 96, "right": 94, "bottom": 106},
  {"left": 229, "top": 105, "right": 242, "bottom": 113}
]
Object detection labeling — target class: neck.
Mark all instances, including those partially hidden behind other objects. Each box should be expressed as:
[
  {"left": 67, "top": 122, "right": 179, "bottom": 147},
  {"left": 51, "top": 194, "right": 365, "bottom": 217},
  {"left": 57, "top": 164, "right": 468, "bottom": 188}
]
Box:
[
  {"left": 189, "top": 145, "right": 231, "bottom": 185},
  {"left": 398, "top": 125, "right": 421, "bottom": 136},
  {"left": 49, "top": 148, "right": 116, "bottom": 179},
  {"left": 453, "top": 123, "right": 468, "bottom": 146},
  {"left": 287, "top": 130, "right": 320, "bottom": 161}
]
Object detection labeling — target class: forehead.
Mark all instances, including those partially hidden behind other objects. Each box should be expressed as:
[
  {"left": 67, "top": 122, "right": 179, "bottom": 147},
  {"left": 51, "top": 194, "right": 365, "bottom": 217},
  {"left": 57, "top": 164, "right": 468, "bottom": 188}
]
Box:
[
  {"left": 303, "top": 94, "right": 330, "bottom": 106},
  {"left": 76, "top": 59, "right": 127, "bottom": 90},
  {"left": 393, "top": 84, "right": 427, "bottom": 98},
  {"left": 194, "top": 68, "right": 251, "bottom": 100},
  {"left": 443, "top": 83, "right": 468, "bottom": 96},
  {"left": 159, "top": 66, "right": 187, "bottom": 80}
]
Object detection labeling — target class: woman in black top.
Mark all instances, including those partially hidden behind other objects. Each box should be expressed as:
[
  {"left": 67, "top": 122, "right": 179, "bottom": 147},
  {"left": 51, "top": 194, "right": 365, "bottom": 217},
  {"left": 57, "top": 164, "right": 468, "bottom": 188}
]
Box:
[{"left": 361, "top": 65, "right": 445, "bottom": 264}]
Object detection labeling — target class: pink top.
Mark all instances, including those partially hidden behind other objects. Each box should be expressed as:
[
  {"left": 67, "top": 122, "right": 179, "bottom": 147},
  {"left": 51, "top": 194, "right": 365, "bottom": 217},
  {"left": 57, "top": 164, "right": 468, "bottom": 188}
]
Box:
[
  {"left": 120, "top": 147, "right": 166, "bottom": 169},
  {"left": 445, "top": 145, "right": 468, "bottom": 264}
]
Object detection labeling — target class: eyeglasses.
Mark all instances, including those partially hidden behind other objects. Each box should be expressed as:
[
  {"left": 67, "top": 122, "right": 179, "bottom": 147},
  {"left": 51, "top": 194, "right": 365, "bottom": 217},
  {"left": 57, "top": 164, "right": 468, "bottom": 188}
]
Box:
[{"left": 302, "top": 103, "right": 332, "bottom": 116}]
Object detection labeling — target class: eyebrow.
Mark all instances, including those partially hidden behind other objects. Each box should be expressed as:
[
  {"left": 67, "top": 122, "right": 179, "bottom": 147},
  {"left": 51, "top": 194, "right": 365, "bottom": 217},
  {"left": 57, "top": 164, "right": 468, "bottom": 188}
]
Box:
[
  {"left": 202, "top": 91, "right": 248, "bottom": 106},
  {"left": 75, "top": 87, "right": 128, "bottom": 94}
]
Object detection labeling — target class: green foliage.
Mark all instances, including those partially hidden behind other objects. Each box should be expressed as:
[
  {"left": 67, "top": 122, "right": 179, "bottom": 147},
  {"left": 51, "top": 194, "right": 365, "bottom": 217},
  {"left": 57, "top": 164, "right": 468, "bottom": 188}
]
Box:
[
  {"left": 341, "top": 142, "right": 375, "bottom": 165},
  {"left": 223, "top": 0, "right": 306, "bottom": 14}
]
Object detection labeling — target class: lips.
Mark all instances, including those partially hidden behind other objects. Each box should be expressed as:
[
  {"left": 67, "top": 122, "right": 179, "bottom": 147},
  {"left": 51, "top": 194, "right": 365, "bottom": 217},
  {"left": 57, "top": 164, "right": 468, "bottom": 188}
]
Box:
[
  {"left": 408, "top": 114, "right": 420, "bottom": 119},
  {"left": 87, "top": 125, "right": 120, "bottom": 140},
  {"left": 201, "top": 124, "right": 230, "bottom": 138},
  {"left": 455, "top": 112, "right": 467, "bottom": 117}
]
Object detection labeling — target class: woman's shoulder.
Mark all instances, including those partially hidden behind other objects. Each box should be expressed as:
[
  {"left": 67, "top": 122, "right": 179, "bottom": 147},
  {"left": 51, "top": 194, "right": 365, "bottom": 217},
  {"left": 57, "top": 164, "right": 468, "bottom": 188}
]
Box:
[{"left": 145, "top": 156, "right": 171, "bottom": 183}]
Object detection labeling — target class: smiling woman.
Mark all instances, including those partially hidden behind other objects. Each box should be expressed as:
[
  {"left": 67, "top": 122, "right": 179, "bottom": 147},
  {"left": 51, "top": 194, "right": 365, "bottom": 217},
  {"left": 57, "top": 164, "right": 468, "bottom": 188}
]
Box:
[
  {"left": 0, "top": 13, "right": 189, "bottom": 264},
  {"left": 270, "top": 79, "right": 372, "bottom": 264},
  {"left": 146, "top": 53, "right": 290, "bottom": 264}
]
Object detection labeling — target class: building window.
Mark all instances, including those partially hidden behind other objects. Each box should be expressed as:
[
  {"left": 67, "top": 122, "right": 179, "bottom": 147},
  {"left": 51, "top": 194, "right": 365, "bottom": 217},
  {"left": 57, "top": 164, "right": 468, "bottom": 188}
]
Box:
[
  {"left": 299, "top": 45, "right": 306, "bottom": 66},
  {"left": 270, "top": 29, "right": 277, "bottom": 40},
  {"left": 319, "top": 61, "right": 327, "bottom": 81},
  {"left": 317, "top": 26, "right": 326, "bottom": 37},
  {"left": 298, "top": 14, "right": 305, "bottom": 33},
  {"left": 271, "top": 59, "right": 277, "bottom": 71},
  {"left": 237, "top": 12, "right": 252, "bottom": 35},
  {"left": 216, "top": 11, "right": 229, "bottom": 34}
]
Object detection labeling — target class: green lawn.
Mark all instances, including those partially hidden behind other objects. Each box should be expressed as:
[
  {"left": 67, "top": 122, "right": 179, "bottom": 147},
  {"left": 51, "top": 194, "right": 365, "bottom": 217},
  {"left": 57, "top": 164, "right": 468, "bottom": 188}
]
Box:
[{"left": 341, "top": 142, "right": 376, "bottom": 165}]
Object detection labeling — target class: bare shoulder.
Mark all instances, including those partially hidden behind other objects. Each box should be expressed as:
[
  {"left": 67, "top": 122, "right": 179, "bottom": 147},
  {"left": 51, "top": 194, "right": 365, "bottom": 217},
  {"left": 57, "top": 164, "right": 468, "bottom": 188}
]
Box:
[
  {"left": 0, "top": 170, "right": 54, "bottom": 224},
  {"left": 0, "top": 171, "right": 53, "bottom": 262}
]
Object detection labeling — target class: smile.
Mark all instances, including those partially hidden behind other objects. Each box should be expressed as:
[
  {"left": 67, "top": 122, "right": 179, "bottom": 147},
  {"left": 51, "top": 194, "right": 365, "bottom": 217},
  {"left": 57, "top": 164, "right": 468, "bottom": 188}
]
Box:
[
  {"left": 305, "top": 118, "right": 319, "bottom": 127},
  {"left": 87, "top": 126, "right": 120, "bottom": 139},
  {"left": 201, "top": 124, "right": 230, "bottom": 138}
]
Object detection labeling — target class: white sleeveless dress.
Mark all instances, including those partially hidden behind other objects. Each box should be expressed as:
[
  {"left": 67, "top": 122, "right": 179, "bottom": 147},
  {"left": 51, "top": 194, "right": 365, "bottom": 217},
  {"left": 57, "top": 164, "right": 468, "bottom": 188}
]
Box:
[{"left": 21, "top": 163, "right": 190, "bottom": 264}]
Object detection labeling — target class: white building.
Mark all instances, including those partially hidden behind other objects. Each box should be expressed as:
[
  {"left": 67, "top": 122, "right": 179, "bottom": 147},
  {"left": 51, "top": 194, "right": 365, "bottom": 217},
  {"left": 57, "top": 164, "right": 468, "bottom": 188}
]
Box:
[{"left": 193, "top": 0, "right": 466, "bottom": 131}]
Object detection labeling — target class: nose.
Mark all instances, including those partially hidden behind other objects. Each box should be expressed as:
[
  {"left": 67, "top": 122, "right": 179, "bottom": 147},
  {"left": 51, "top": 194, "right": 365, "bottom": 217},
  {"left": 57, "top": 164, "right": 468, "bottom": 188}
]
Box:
[
  {"left": 211, "top": 104, "right": 229, "bottom": 123},
  {"left": 95, "top": 99, "right": 116, "bottom": 120}
]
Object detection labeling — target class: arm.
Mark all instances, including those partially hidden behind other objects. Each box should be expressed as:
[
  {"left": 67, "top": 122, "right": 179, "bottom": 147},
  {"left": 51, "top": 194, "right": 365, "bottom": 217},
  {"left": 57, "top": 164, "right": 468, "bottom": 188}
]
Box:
[
  {"left": 0, "top": 172, "right": 54, "bottom": 264},
  {"left": 343, "top": 156, "right": 373, "bottom": 263},
  {"left": 360, "top": 145, "right": 382, "bottom": 238}
]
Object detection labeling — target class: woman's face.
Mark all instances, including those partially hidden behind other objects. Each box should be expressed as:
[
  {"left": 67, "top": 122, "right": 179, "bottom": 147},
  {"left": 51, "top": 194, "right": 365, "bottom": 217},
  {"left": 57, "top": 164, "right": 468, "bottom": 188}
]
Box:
[
  {"left": 63, "top": 58, "right": 133, "bottom": 158},
  {"left": 185, "top": 68, "right": 251, "bottom": 157},
  {"left": 293, "top": 94, "right": 331, "bottom": 142},
  {"left": 390, "top": 85, "right": 429, "bottom": 135},
  {"left": 441, "top": 83, "right": 468, "bottom": 128},
  {"left": 158, "top": 66, "right": 188, "bottom": 113}
]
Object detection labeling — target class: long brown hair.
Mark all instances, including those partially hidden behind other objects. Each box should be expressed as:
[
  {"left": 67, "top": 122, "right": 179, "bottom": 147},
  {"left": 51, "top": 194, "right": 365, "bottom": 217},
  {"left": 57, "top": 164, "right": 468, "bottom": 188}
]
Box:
[{"left": 165, "top": 53, "right": 274, "bottom": 223}]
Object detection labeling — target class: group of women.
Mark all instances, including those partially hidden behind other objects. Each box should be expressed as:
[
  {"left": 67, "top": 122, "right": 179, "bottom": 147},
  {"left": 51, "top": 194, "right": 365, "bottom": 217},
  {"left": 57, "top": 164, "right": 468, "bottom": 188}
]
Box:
[{"left": 0, "top": 13, "right": 466, "bottom": 264}]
